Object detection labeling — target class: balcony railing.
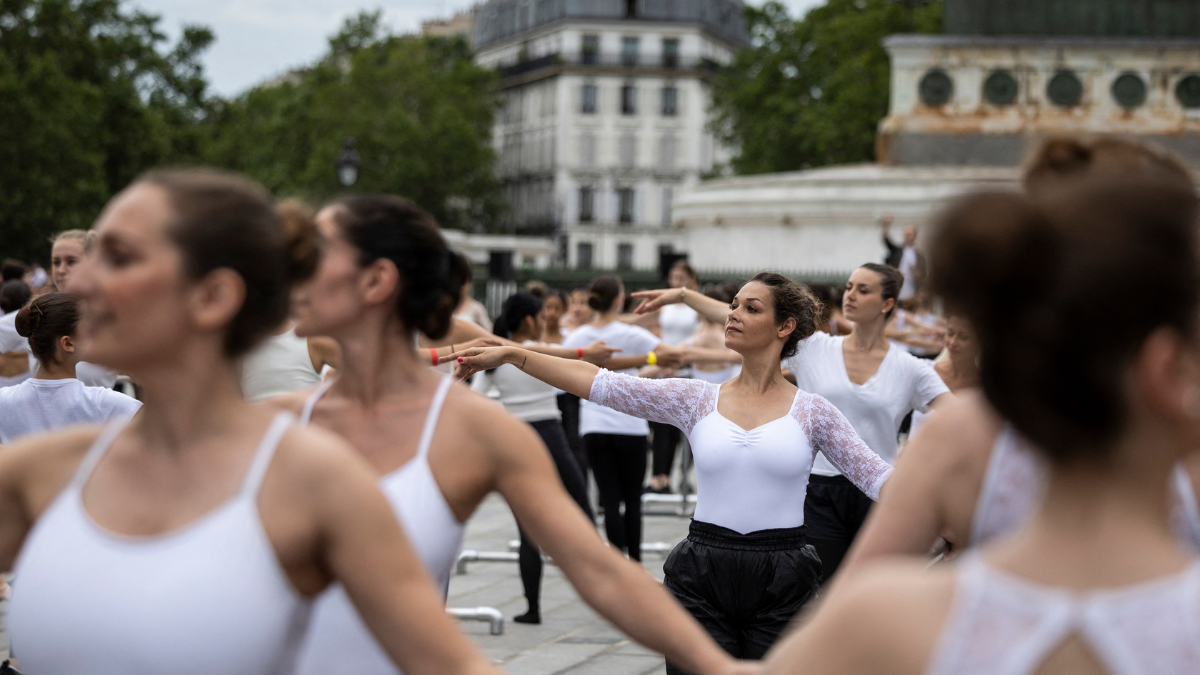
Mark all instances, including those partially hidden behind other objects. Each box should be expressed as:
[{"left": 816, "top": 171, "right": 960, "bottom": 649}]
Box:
[{"left": 497, "top": 53, "right": 720, "bottom": 79}]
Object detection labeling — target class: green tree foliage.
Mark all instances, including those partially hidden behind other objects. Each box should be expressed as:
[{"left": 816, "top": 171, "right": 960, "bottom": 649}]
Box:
[
  {"left": 0, "top": 0, "right": 213, "bottom": 262},
  {"left": 201, "top": 12, "right": 503, "bottom": 232},
  {"left": 710, "top": 0, "right": 942, "bottom": 175}
]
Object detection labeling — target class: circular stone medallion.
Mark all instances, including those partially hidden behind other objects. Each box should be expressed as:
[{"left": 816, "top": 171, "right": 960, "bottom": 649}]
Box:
[
  {"left": 1047, "top": 71, "right": 1083, "bottom": 107},
  {"left": 1111, "top": 72, "right": 1147, "bottom": 109},
  {"left": 983, "top": 70, "right": 1018, "bottom": 106},
  {"left": 919, "top": 69, "right": 953, "bottom": 106},
  {"left": 1177, "top": 74, "right": 1200, "bottom": 109}
]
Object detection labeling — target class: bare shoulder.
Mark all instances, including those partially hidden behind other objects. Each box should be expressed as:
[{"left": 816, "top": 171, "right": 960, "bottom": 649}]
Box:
[
  {"left": 905, "top": 389, "right": 1003, "bottom": 478},
  {"left": 779, "top": 560, "right": 954, "bottom": 674},
  {"left": 1, "top": 426, "right": 107, "bottom": 515},
  {"left": 259, "top": 386, "right": 319, "bottom": 417},
  {"left": 267, "top": 422, "right": 376, "bottom": 490},
  {"left": 443, "top": 379, "right": 529, "bottom": 442}
]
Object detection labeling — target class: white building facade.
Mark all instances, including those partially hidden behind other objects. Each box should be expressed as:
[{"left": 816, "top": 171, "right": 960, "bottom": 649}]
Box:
[{"left": 473, "top": 0, "right": 749, "bottom": 271}]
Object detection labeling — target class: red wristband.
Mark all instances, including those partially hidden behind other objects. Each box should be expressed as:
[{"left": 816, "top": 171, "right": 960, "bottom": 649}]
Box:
[
  {"left": 577, "top": 348, "right": 584, "bottom": 359},
  {"left": 430, "top": 348, "right": 438, "bottom": 367}
]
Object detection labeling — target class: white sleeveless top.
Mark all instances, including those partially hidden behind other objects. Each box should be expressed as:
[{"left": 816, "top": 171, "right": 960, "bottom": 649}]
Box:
[
  {"left": 241, "top": 327, "right": 321, "bottom": 402},
  {"left": 9, "top": 412, "right": 311, "bottom": 675},
  {"left": 293, "top": 374, "right": 465, "bottom": 675},
  {"left": 590, "top": 369, "right": 892, "bottom": 534},
  {"left": 927, "top": 552, "right": 1200, "bottom": 675},
  {"left": 970, "top": 427, "right": 1200, "bottom": 550}
]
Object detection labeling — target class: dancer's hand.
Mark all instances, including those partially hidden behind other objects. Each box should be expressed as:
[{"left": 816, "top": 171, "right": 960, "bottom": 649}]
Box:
[
  {"left": 630, "top": 288, "right": 684, "bottom": 315},
  {"left": 654, "top": 344, "right": 685, "bottom": 370},
  {"left": 581, "top": 341, "right": 619, "bottom": 365},
  {"left": 442, "top": 346, "right": 516, "bottom": 380},
  {"left": 460, "top": 336, "right": 507, "bottom": 351}
]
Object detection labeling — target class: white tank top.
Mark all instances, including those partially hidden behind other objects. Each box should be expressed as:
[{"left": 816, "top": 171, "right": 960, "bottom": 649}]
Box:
[
  {"left": 927, "top": 552, "right": 1200, "bottom": 675},
  {"left": 241, "top": 327, "right": 321, "bottom": 401},
  {"left": 9, "top": 412, "right": 310, "bottom": 675},
  {"left": 971, "top": 427, "right": 1200, "bottom": 550},
  {"left": 293, "top": 374, "right": 465, "bottom": 675}
]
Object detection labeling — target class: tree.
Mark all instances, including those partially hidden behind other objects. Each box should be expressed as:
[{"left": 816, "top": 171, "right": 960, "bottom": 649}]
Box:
[
  {"left": 201, "top": 12, "right": 503, "bottom": 232},
  {"left": 0, "top": 0, "right": 213, "bottom": 262},
  {"left": 710, "top": 0, "right": 942, "bottom": 175}
]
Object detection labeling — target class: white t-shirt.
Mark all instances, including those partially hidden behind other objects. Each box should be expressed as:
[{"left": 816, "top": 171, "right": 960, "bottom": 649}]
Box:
[
  {"left": 660, "top": 304, "right": 699, "bottom": 346},
  {"left": 0, "top": 378, "right": 142, "bottom": 444},
  {"left": 0, "top": 312, "right": 32, "bottom": 388},
  {"left": 471, "top": 341, "right": 561, "bottom": 422},
  {"left": 784, "top": 332, "right": 948, "bottom": 476},
  {"left": 564, "top": 322, "right": 660, "bottom": 436}
]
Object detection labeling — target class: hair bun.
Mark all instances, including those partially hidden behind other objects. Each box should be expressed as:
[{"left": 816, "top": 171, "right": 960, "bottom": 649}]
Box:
[
  {"left": 276, "top": 199, "right": 320, "bottom": 284},
  {"left": 14, "top": 302, "right": 34, "bottom": 338}
]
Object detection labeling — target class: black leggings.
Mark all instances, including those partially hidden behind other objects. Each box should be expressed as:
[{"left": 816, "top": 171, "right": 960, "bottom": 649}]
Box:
[
  {"left": 517, "top": 419, "right": 594, "bottom": 612},
  {"left": 650, "top": 421, "right": 683, "bottom": 478},
  {"left": 803, "top": 474, "right": 874, "bottom": 581},
  {"left": 556, "top": 393, "right": 587, "bottom": 484},
  {"left": 663, "top": 520, "right": 821, "bottom": 673},
  {"left": 585, "top": 433, "right": 648, "bottom": 561}
]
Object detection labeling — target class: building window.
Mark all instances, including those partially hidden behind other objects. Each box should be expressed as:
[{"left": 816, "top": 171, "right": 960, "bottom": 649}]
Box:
[
  {"left": 622, "top": 37, "right": 640, "bottom": 67},
  {"left": 581, "top": 84, "right": 597, "bottom": 114},
  {"left": 618, "top": 188, "right": 635, "bottom": 224},
  {"left": 617, "top": 243, "right": 634, "bottom": 271},
  {"left": 621, "top": 84, "right": 638, "bottom": 115},
  {"left": 579, "top": 187, "right": 594, "bottom": 222},
  {"left": 577, "top": 242, "right": 594, "bottom": 269},
  {"left": 581, "top": 35, "right": 599, "bottom": 65},
  {"left": 657, "top": 136, "right": 677, "bottom": 171},
  {"left": 625, "top": 0, "right": 637, "bottom": 19},
  {"left": 578, "top": 133, "right": 596, "bottom": 168},
  {"left": 661, "top": 186, "right": 674, "bottom": 226},
  {"left": 661, "top": 86, "right": 678, "bottom": 116},
  {"left": 662, "top": 38, "right": 680, "bottom": 69}
]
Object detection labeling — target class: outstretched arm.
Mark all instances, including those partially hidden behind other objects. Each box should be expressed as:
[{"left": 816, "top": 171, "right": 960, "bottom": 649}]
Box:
[
  {"left": 803, "top": 396, "right": 893, "bottom": 500},
  {"left": 631, "top": 288, "right": 730, "bottom": 324},
  {"left": 444, "top": 348, "right": 711, "bottom": 432}
]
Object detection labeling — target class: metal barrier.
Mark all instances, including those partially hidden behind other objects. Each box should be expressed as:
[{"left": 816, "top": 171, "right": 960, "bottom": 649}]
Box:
[
  {"left": 506, "top": 539, "right": 675, "bottom": 557},
  {"left": 641, "top": 492, "right": 698, "bottom": 517},
  {"left": 447, "top": 607, "right": 505, "bottom": 635}
]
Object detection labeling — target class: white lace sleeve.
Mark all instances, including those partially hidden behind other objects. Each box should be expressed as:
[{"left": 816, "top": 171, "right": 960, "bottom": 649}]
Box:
[
  {"left": 589, "top": 369, "right": 717, "bottom": 435},
  {"left": 798, "top": 393, "right": 893, "bottom": 499}
]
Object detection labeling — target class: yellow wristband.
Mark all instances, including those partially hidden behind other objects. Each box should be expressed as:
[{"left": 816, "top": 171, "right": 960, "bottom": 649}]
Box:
[{"left": 647, "top": 351, "right": 658, "bottom": 366}]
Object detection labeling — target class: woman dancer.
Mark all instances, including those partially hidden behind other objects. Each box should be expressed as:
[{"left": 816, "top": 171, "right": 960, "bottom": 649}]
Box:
[
  {"left": 762, "top": 169, "right": 1200, "bottom": 675},
  {"left": 540, "top": 289, "right": 569, "bottom": 344},
  {"left": 450, "top": 272, "right": 892, "bottom": 670},
  {"left": 49, "top": 230, "right": 118, "bottom": 388},
  {"left": 0, "top": 293, "right": 141, "bottom": 444},
  {"left": 634, "top": 265, "right": 951, "bottom": 579},
  {"left": 562, "top": 276, "right": 680, "bottom": 560},
  {"left": 279, "top": 195, "right": 753, "bottom": 675},
  {"left": 472, "top": 292, "right": 593, "bottom": 624},
  {"left": 0, "top": 170, "right": 501, "bottom": 675},
  {"left": 645, "top": 261, "right": 701, "bottom": 493},
  {"left": 837, "top": 137, "right": 1200, "bottom": 574}
]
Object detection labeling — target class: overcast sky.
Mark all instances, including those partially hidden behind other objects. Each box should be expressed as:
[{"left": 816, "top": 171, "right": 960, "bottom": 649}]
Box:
[{"left": 131, "top": 0, "right": 828, "bottom": 97}]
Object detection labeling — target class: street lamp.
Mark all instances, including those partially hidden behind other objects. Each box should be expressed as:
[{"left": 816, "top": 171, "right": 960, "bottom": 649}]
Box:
[{"left": 337, "top": 137, "right": 360, "bottom": 188}]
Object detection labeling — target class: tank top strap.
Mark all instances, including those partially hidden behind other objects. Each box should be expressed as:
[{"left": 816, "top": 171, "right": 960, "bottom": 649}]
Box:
[
  {"left": 416, "top": 374, "right": 454, "bottom": 461},
  {"left": 239, "top": 412, "right": 296, "bottom": 499},
  {"left": 69, "top": 417, "right": 135, "bottom": 490},
  {"left": 298, "top": 380, "right": 335, "bottom": 426}
]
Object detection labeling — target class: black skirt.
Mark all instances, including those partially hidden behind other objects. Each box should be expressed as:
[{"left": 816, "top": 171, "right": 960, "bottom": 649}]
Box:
[{"left": 662, "top": 520, "right": 822, "bottom": 673}]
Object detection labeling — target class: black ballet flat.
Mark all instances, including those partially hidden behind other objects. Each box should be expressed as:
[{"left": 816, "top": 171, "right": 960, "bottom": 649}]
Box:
[{"left": 513, "top": 610, "right": 541, "bottom": 625}]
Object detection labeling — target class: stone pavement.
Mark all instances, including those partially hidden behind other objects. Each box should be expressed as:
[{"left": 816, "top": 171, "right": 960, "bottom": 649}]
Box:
[{"left": 448, "top": 494, "right": 693, "bottom": 675}]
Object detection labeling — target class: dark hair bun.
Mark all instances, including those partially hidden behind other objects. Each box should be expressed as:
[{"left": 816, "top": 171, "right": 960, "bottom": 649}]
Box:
[
  {"left": 931, "top": 176, "right": 1200, "bottom": 462},
  {"left": 588, "top": 276, "right": 622, "bottom": 312},
  {"left": 14, "top": 292, "right": 81, "bottom": 365},
  {"left": 333, "top": 195, "right": 462, "bottom": 341}
]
